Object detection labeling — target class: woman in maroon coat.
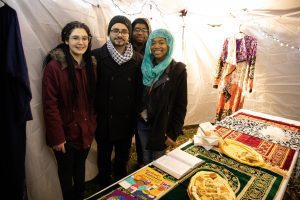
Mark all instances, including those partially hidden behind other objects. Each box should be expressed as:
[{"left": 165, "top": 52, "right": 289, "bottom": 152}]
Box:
[{"left": 42, "top": 21, "right": 96, "bottom": 200}]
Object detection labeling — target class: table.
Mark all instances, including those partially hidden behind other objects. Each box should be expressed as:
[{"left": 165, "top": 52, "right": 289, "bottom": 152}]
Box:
[
  {"left": 219, "top": 109, "right": 300, "bottom": 199},
  {"left": 85, "top": 109, "right": 300, "bottom": 200}
]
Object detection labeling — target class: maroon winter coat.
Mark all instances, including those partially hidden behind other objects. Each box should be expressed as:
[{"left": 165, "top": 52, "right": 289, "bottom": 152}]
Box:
[{"left": 42, "top": 48, "right": 97, "bottom": 149}]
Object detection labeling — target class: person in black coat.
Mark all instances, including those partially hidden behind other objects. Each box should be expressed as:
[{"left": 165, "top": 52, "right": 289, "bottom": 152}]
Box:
[
  {"left": 131, "top": 17, "right": 152, "bottom": 168},
  {"left": 92, "top": 15, "right": 143, "bottom": 188},
  {"left": 138, "top": 28, "right": 187, "bottom": 164}
]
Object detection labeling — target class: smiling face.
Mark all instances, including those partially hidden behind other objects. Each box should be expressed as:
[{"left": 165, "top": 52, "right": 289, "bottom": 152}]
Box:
[
  {"left": 133, "top": 23, "right": 149, "bottom": 44},
  {"left": 150, "top": 37, "right": 169, "bottom": 63},
  {"left": 109, "top": 23, "right": 130, "bottom": 48},
  {"left": 65, "top": 28, "right": 89, "bottom": 62}
]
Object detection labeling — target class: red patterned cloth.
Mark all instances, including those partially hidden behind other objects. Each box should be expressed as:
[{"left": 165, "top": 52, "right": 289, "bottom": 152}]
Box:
[
  {"left": 215, "top": 111, "right": 300, "bottom": 171},
  {"left": 215, "top": 126, "right": 296, "bottom": 171}
]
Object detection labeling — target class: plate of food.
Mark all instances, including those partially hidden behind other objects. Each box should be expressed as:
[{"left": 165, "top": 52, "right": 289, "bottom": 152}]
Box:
[
  {"left": 219, "top": 138, "right": 265, "bottom": 167},
  {"left": 187, "top": 171, "right": 236, "bottom": 200}
]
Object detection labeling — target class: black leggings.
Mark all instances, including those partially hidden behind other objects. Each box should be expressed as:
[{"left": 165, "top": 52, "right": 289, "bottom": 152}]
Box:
[{"left": 54, "top": 143, "right": 90, "bottom": 200}]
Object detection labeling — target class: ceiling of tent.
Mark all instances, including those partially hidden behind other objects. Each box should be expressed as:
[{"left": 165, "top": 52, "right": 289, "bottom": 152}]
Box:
[{"left": 88, "top": 0, "right": 300, "bottom": 17}]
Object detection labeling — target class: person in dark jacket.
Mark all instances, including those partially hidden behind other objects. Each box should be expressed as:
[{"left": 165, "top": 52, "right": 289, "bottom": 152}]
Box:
[
  {"left": 131, "top": 18, "right": 152, "bottom": 168},
  {"left": 92, "top": 15, "right": 143, "bottom": 188},
  {"left": 138, "top": 28, "right": 187, "bottom": 164},
  {"left": 131, "top": 18, "right": 152, "bottom": 55},
  {"left": 42, "top": 21, "right": 96, "bottom": 200}
]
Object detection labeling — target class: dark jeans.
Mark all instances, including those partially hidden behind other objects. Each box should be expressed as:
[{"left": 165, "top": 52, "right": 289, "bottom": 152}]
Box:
[
  {"left": 97, "top": 137, "right": 132, "bottom": 187},
  {"left": 135, "top": 132, "right": 144, "bottom": 165},
  {"left": 54, "top": 143, "right": 90, "bottom": 200},
  {"left": 137, "top": 120, "right": 166, "bottom": 165}
]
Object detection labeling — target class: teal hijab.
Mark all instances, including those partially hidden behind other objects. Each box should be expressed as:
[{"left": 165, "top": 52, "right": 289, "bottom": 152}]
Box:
[{"left": 141, "top": 29, "right": 174, "bottom": 86}]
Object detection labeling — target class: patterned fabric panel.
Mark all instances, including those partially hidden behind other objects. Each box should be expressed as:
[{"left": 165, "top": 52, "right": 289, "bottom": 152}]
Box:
[
  {"left": 235, "top": 112, "right": 300, "bottom": 132},
  {"left": 215, "top": 126, "right": 296, "bottom": 171},
  {"left": 216, "top": 116, "right": 300, "bottom": 149}
]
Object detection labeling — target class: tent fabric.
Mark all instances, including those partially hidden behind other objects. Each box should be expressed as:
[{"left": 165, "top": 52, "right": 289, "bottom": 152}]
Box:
[{"left": 3, "top": 0, "right": 300, "bottom": 199}]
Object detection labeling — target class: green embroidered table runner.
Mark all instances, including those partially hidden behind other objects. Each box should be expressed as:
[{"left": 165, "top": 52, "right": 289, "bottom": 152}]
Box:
[
  {"left": 161, "top": 143, "right": 283, "bottom": 200},
  {"left": 88, "top": 143, "right": 284, "bottom": 200}
]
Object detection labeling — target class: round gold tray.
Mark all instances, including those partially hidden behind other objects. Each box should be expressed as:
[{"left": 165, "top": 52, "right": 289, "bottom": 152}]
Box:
[
  {"left": 187, "top": 171, "right": 236, "bottom": 200},
  {"left": 219, "top": 138, "right": 264, "bottom": 167}
]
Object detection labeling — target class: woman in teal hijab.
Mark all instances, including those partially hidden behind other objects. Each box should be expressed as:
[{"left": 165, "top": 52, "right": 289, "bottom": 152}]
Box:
[{"left": 137, "top": 29, "right": 188, "bottom": 165}]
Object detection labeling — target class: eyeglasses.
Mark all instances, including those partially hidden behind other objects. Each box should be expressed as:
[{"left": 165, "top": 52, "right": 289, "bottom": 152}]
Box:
[
  {"left": 133, "top": 28, "right": 148, "bottom": 33},
  {"left": 110, "top": 29, "right": 129, "bottom": 36},
  {"left": 69, "top": 36, "right": 91, "bottom": 42}
]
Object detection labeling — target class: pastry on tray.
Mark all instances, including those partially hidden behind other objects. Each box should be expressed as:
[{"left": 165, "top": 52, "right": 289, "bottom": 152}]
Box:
[
  {"left": 219, "top": 138, "right": 264, "bottom": 167},
  {"left": 187, "top": 171, "right": 236, "bottom": 200}
]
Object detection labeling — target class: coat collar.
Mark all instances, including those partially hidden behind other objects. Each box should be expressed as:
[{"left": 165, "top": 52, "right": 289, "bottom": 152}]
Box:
[
  {"left": 49, "top": 48, "right": 96, "bottom": 70},
  {"left": 152, "top": 64, "right": 171, "bottom": 89}
]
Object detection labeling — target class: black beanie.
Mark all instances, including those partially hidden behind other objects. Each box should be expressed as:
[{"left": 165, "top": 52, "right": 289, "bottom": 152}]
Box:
[{"left": 107, "top": 15, "right": 132, "bottom": 36}]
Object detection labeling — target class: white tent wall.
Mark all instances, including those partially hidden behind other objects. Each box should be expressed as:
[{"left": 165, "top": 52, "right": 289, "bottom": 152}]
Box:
[{"left": 3, "top": 0, "right": 300, "bottom": 199}]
